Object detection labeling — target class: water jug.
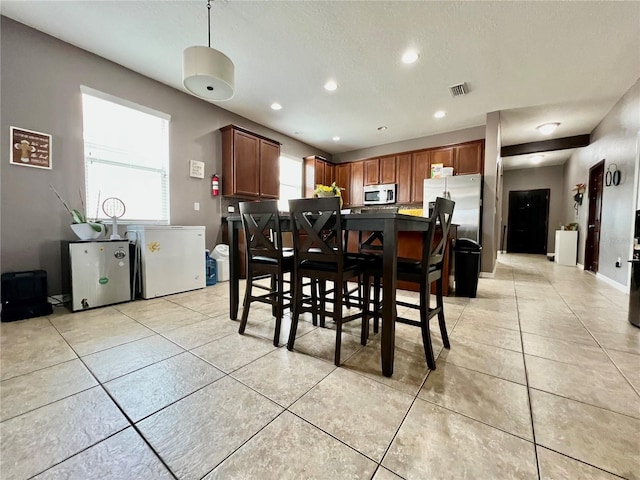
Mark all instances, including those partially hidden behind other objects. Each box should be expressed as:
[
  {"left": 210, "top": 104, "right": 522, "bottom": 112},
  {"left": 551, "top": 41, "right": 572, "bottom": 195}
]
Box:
[{"left": 205, "top": 250, "right": 217, "bottom": 286}]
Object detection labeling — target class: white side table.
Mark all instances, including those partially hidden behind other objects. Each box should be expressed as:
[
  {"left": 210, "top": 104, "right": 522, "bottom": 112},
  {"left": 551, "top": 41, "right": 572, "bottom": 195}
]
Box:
[{"left": 555, "top": 230, "right": 578, "bottom": 266}]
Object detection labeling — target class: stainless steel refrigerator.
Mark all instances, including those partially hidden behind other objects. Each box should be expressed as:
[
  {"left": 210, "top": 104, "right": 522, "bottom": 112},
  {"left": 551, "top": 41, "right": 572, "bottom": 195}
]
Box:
[{"left": 423, "top": 173, "right": 482, "bottom": 242}]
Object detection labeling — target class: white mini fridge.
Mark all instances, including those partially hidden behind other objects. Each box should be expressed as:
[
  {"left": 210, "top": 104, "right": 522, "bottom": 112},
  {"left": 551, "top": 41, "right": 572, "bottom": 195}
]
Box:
[
  {"left": 127, "top": 225, "right": 206, "bottom": 299},
  {"left": 68, "top": 240, "right": 131, "bottom": 311}
]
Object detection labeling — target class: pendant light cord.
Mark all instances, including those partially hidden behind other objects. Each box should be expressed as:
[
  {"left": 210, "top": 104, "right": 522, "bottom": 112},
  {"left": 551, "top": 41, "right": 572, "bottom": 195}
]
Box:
[{"left": 207, "top": 0, "right": 211, "bottom": 48}]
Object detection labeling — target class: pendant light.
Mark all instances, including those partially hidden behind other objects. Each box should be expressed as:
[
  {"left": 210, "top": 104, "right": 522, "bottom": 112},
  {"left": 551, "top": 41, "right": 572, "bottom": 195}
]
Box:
[{"left": 183, "top": 0, "right": 234, "bottom": 101}]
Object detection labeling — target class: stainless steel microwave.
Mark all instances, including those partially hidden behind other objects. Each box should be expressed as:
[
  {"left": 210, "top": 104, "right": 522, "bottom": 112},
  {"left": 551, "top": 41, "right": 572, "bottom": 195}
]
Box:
[{"left": 363, "top": 184, "right": 397, "bottom": 205}]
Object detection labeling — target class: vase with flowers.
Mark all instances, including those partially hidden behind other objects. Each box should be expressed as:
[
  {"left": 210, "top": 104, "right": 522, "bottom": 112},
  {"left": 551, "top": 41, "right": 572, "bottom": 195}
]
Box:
[
  {"left": 314, "top": 182, "right": 344, "bottom": 208},
  {"left": 50, "top": 185, "right": 107, "bottom": 240}
]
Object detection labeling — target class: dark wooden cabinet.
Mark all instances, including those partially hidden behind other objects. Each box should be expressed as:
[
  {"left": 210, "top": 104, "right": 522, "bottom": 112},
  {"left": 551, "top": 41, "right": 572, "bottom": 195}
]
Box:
[
  {"left": 379, "top": 155, "right": 396, "bottom": 184},
  {"left": 304, "top": 155, "right": 337, "bottom": 198},
  {"left": 364, "top": 159, "right": 380, "bottom": 186},
  {"left": 336, "top": 164, "right": 352, "bottom": 206},
  {"left": 259, "top": 140, "right": 280, "bottom": 199},
  {"left": 431, "top": 147, "right": 454, "bottom": 170},
  {"left": 221, "top": 125, "right": 281, "bottom": 199},
  {"left": 455, "top": 141, "right": 484, "bottom": 175},
  {"left": 349, "top": 161, "right": 364, "bottom": 206},
  {"left": 411, "top": 151, "right": 431, "bottom": 203},
  {"left": 395, "top": 154, "right": 412, "bottom": 203}
]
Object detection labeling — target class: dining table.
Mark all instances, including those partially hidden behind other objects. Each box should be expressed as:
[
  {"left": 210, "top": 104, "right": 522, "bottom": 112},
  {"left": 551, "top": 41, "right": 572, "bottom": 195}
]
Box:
[{"left": 225, "top": 212, "right": 434, "bottom": 378}]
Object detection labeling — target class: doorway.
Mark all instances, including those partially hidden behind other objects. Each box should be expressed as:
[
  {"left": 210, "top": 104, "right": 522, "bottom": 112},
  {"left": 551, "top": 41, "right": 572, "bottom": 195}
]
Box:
[
  {"left": 585, "top": 160, "right": 604, "bottom": 272},
  {"left": 507, "top": 189, "right": 550, "bottom": 254}
]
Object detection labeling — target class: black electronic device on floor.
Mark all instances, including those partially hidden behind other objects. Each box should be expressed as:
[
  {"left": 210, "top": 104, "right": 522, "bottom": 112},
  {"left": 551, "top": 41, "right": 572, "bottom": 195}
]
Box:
[{"left": 1, "top": 270, "right": 53, "bottom": 322}]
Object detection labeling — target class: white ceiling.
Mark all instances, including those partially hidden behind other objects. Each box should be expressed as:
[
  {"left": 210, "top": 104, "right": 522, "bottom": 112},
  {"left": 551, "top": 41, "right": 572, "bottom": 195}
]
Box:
[{"left": 2, "top": 1, "right": 639, "bottom": 160}]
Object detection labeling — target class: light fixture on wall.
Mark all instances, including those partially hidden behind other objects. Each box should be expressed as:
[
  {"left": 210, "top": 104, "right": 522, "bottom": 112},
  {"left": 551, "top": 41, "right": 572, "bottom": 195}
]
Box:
[{"left": 183, "top": 0, "right": 234, "bottom": 101}]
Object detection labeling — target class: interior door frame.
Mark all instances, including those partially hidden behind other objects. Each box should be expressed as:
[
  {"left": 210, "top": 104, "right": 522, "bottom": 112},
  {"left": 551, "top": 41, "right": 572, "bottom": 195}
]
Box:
[{"left": 585, "top": 160, "right": 605, "bottom": 272}]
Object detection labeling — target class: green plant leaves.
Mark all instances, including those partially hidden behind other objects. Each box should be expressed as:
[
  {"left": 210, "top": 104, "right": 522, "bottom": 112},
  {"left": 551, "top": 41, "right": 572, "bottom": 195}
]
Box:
[{"left": 71, "top": 209, "right": 86, "bottom": 224}]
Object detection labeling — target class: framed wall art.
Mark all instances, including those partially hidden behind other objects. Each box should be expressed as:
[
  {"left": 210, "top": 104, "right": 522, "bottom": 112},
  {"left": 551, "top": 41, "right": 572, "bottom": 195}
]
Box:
[{"left": 10, "top": 126, "right": 52, "bottom": 169}]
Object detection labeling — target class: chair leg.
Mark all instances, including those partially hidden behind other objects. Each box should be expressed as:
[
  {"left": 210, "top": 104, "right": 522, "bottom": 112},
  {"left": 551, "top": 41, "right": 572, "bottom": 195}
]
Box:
[
  {"left": 361, "top": 272, "right": 370, "bottom": 345},
  {"left": 239, "top": 273, "right": 253, "bottom": 334},
  {"left": 436, "top": 277, "right": 450, "bottom": 349},
  {"left": 344, "top": 281, "right": 351, "bottom": 309},
  {"left": 373, "top": 275, "right": 380, "bottom": 334},
  {"left": 334, "top": 278, "right": 344, "bottom": 366},
  {"left": 270, "top": 274, "right": 277, "bottom": 317},
  {"left": 273, "top": 274, "right": 284, "bottom": 347},
  {"left": 311, "top": 279, "right": 318, "bottom": 326},
  {"left": 287, "top": 272, "right": 304, "bottom": 351},
  {"left": 419, "top": 281, "right": 436, "bottom": 370},
  {"left": 319, "top": 281, "right": 326, "bottom": 328}
]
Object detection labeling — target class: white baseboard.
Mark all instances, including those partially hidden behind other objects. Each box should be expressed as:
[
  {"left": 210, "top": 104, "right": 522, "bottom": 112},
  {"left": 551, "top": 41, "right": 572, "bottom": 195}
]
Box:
[
  {"left": 577, "top": 263, "right": 584, "bottom": 270},
  {"left": 595, "top": 273, "right": 629, "bottom": 294},
  {"left": 480, "top": 262, "right": 497, "bottom": 278}
]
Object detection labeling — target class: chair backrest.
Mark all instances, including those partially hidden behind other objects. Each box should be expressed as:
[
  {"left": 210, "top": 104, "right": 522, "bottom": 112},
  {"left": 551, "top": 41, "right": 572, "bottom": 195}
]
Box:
[
  {"left": 422, "top": 197, "right": 455, "bottom": 271},
  {"left": 239, "top": 200, "right": 283, "bottom": 266},
  {"left": 288, "top": 197, "right": 343, "bottom": 269},
  {"left": 358, "top": 207, "right": 399, "bottom": 253}
]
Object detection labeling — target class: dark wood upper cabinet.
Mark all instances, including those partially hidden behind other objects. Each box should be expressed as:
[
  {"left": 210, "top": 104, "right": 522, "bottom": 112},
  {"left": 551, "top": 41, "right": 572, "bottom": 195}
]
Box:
[
  {"left": 395, "top": 153, "right": 412, "bottom": 203},
  {"left": 379, "top": 155, "right": 396, "bottom": 184},
  {"left": 349, "top": 161, "right": 364, "bottom": 206},
  {"left": 363, "top": 159, "right": 380, "bottom": 185},
  {"left": 259, "top": 140, "right": 280, "bottom": 199},
  {"left": 336, "top": 163, "right": 352, "bottom": 206},
  {"left": 455, "top": 141, "right": 484, "bottom": 175},
  {"left": 325, "top": 163, "right": 335, "bottom": 185},
  {"left": 314, "top": 159, "right": 325, "bottom": 187},
  {"left": 411, "top": 151, "right": 431, "bottom": 203},
  {"left": 430, "top": 147, "right": 454, "bottom": 170},
  {"left": 221, "top": 125, "right": 281, "bottom": 199}
]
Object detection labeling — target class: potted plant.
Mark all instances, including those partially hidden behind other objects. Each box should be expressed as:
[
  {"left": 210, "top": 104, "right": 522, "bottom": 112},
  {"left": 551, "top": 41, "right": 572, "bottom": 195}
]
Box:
[
  {"left": 314, "top": 182, "right": 345, "bottom": 207},
  {"left": 50, "top": 185, "right": 107, "bottom": 240}
]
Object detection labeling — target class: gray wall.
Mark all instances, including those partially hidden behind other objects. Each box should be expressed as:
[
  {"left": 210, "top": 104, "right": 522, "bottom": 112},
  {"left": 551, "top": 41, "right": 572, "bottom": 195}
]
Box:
[
  {"left": 481, "top": 111, "right": 501, "bottom": 275},
  {"left": 0, "top": 17, "right": 328, "bottom": 294},
  {"left": 333, "top": 126, "right": 486, "bottom": 163},
  {"left": 562, "top": 78, "right": 640, "bottom": 287},
  {"left": 501, "top": 165, "right": 565, "bottom": 253}
]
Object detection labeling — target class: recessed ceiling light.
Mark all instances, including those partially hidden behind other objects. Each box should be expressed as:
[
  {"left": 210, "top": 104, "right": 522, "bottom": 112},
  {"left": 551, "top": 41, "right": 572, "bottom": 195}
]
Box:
[
  {"left": 530, "top": 155, "right": 544, "bottom": 164},
  {"left": 377, "top": 126, "right": 388, "bottom": 131},
  {"left": 332, "top": 136, "right": 341, "bottom": 141},
  {"left": 537, "top": 122, "right": 560, "bottom": 135},
  {"left": 270, "top": 102, "right": 282, "bottom": 110},
  {"left": 434, "top": 110, "right": 446, "bottom": 119},
  {"left": 401, "top": 50, "right": 419, "bottom": 64},
  {"left": 324, "top": 80, "right": 338, "bottom": 91},
  {"left": 294, "top": 131, "right": 303, "bottom": 135}
]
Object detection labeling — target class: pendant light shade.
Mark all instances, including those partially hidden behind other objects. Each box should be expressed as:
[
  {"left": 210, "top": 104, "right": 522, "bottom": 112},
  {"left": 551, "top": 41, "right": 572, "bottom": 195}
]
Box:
[
  {"left": 183, "top": 46, "right": 234, "bottom": 101},
  {"left": 182, "top": 0, "right": 235, "bottom": 101}
]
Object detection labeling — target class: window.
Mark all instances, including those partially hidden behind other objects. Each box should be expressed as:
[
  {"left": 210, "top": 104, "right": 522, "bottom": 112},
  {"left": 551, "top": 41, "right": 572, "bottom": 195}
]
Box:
[
  {"left": 81, "top": 87, "right": 170, "bottom": 224},
  {"left": 278, "top": 155, "right": 303, "bottom": 211}
]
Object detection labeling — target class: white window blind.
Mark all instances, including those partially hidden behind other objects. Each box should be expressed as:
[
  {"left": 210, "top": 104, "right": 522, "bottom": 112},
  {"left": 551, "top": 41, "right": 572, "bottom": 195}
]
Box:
[
  {"left": 278, "top": 155, "right": 303, "bottom": 211},
  {"left": 81, "top": 88, "right": 170, "bottom": 224}
]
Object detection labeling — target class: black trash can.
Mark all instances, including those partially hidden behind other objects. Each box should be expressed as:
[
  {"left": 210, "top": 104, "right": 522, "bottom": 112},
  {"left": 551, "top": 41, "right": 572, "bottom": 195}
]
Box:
[{"left": 454, "top": 238, "right": 482, "bottom": 298}]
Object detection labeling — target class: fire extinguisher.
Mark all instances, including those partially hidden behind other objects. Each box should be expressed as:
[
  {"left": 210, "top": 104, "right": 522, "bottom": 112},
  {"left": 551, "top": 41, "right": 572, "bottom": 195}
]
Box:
[{"left": 211, "top": 173, "right": 220, "bottom": 197}]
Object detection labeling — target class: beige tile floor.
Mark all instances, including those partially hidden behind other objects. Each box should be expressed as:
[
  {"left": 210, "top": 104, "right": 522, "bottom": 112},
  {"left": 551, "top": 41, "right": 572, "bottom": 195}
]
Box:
[{"left": 1, "top": 253, "right": 638, "bottom": 479}]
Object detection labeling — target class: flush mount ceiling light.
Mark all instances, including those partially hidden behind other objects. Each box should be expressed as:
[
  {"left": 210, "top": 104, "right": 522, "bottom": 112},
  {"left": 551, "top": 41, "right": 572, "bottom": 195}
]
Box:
[
  {"left": 537, "top": 122, "right": 560, "bottom": 135},
  {"left": 332, "top": 136, "right": 341, "bottom": 141},
  {"left": 401, "top": 50, "right": 419, "bottom": 64},
  {"left": 434, "top": 110, "right": 446, "bottom": 119},
  {"left": 183, "top": 0, "right": 234, "bottom": 101},
  {"left": 324, "top": 80, "right": 338, "bottom": 91},
  {"left": 530, "top": 155, "right": 544, "bottom": 164},
  {"left": 270, "top": 102, "right": 282, "bottom": 110}
]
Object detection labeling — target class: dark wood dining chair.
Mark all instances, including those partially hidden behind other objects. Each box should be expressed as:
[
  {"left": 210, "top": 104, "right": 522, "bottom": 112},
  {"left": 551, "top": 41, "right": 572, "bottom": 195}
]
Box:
[
  {"left": 287, "top": 197, "right": 370, "bottom": 366},
  {"left": 238, "top": 200, "right": 292, "bottom": 346},
  {"left": 394, "top": 197, "right": 455, "bottom": 369}
]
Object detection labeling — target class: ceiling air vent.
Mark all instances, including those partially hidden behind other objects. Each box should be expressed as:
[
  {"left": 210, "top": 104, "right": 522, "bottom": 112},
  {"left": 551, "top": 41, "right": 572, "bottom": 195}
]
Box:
[{"left": 448, "top": 82, "right": 468, "bottom": 98}]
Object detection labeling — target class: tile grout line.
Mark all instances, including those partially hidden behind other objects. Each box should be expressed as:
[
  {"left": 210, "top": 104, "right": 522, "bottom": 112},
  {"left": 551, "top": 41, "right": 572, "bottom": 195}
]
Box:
[
  {"left": 511, "top": 262, "right": 543, "bottom": 480},
  {"left": 44, "top": 317, "right": 181, "bottom": 480}
]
